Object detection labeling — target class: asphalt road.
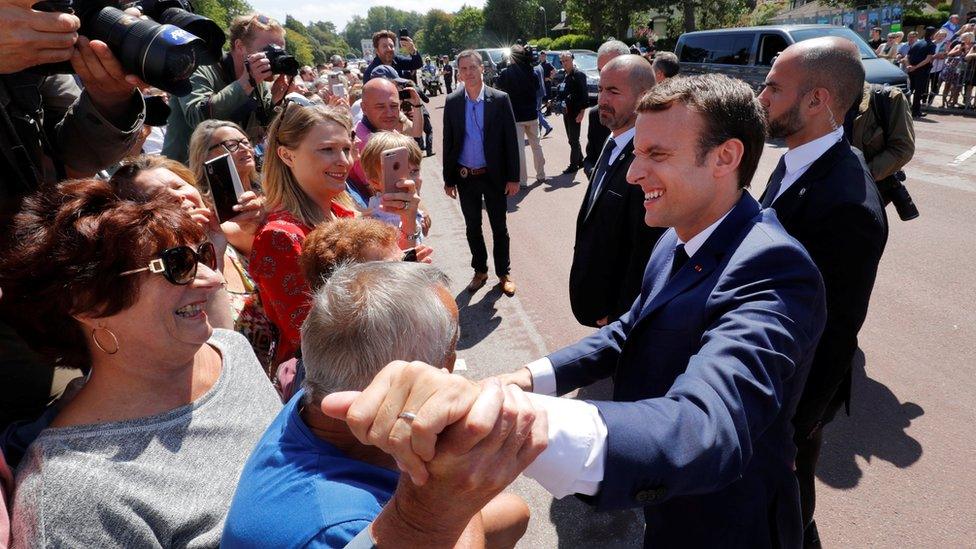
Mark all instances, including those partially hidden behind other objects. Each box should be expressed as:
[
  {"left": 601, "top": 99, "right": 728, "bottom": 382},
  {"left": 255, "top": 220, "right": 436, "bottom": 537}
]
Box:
[{"left": 415, "top": 90, "right": 976, "bottom": 547}]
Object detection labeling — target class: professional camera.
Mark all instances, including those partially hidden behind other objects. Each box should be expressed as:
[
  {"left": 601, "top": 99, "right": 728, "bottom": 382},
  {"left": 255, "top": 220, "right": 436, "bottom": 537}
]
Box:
[
  {"left": 261, "top": 44, "right": 299, "bottom": 77},
  {"left": 884, "top": 171, "right": 919, "bottom": 221},
  {"left": 32, "top": 0, "right": 224, "bottom": 96}
]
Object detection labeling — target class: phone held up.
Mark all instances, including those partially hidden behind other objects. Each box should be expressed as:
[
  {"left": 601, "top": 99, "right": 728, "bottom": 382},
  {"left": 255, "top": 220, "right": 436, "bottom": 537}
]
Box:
[
  {"left": 381, "top": 146, "right": 410, "bottom": 195},
  {"left": 204, "top": 153, "right": 245, "bottom": 223}
]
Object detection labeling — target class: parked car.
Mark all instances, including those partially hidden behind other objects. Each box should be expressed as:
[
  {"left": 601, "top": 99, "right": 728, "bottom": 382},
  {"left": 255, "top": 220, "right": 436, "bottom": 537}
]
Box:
[
  {"left": 674, "top": 25, "right": 909, "bottom": 92},
  {"left": 545, "top": 49, "right": 600, "bottom": 106},
  {"left": 476, "top": 47, "right": 510, "bottom": 85}
]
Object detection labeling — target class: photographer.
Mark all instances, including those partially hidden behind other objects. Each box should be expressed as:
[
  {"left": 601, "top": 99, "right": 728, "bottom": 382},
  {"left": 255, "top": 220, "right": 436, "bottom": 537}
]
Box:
[
  {"left": 363, "top": 30, "right": 422, "bottom": 83},
  {"left": 162, "top": 13, "right": 293, "bottom": 162},
  {"left": 850, "top": 82, "right": 919, "bottom": 221},
  {"left": 0, "top": 0, "right": 146, "bottom": 221}
]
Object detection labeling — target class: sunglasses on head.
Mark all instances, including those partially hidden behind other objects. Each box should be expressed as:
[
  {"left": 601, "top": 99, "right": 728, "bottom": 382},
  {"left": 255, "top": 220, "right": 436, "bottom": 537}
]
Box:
[{"left": 120, "top": 242, "right": 217, "bottom": 285}]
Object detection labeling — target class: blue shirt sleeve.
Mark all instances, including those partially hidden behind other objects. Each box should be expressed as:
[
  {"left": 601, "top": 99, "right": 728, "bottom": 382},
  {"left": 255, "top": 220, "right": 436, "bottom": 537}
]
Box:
[{"left": 305, "top": 519, "right": 374, "bottom": 548}]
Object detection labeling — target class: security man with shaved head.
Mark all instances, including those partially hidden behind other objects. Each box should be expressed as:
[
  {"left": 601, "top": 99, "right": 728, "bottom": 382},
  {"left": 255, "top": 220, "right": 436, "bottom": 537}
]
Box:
[
  {"left": 568, "top": 55, "right": 665, "bottom": 327},
  {"left": 757, "top": 36, "right": 888, "bottom": 548}
]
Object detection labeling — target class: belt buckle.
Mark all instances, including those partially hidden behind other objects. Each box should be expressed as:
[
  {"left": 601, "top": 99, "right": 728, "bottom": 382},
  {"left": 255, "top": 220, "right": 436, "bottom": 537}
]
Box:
[{"left": 459, "top": 167, "right": 469, "bottom": 178}]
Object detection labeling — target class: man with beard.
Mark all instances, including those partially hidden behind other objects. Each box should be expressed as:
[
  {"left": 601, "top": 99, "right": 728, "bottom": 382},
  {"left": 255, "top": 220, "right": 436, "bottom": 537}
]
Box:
[
  {"left": 568, "top": 55, "right": 665, "bottom": 328},
  {"left": 757, "top": 36, "right": 888, "bottom": 548},
  {"left": 363, "top": 30, "right": 422, "bottom": 83}
]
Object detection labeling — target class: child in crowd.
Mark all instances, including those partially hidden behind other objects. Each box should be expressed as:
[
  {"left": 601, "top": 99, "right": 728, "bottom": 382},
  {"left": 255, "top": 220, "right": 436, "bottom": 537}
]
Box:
[{"left": 358, "top": 131, "right": 425, "bottom": 249}]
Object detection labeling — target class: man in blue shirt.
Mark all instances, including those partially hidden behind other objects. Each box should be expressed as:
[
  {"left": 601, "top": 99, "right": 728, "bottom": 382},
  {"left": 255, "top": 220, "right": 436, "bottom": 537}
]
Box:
[
  {"left": 905, "top": 27, "right": 938, "bottom": 118},
  {"left": 222, "top": 262, "right": 531, "bottom": 548},
  {"left": 442, "top": 50, "right": 520, "bottom": 296}
]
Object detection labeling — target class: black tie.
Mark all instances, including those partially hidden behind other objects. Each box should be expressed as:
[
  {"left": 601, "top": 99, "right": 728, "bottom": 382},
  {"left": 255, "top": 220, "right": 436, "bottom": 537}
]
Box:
[
  {"left": 669, "top": 244, "right": 689, "bottom": 281},
  {"left": 761, "top": 157, "right": 787, "bottom": 208},
  {"left": 587, "top": 138, "right": 617, "bottom": 213}
]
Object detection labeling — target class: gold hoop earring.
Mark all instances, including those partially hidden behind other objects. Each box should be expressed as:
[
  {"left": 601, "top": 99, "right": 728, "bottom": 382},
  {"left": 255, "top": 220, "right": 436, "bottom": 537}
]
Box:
[{"left": 91, "top": 326, "right": 120, "bottom": 355}]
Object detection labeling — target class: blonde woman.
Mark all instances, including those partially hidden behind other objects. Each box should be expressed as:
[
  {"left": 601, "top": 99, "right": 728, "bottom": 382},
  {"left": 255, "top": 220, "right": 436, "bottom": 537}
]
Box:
[{"left": 248, "top": 104, "right": 359, "bottom": 363}]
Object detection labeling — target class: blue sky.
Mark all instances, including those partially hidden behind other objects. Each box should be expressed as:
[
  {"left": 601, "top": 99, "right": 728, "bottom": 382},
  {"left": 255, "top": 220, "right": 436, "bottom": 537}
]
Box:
[{"left": 249, "top": 0, "right": 487, "bottom": 29}]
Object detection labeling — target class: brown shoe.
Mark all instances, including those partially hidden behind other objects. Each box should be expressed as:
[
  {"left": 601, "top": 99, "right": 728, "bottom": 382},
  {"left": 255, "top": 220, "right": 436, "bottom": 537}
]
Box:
[
  {"left": 499, "top": 275, "right": 516, "bottom": 296},
  {"left": 467, "top": 272, "right": 489, "bottom": 293}
]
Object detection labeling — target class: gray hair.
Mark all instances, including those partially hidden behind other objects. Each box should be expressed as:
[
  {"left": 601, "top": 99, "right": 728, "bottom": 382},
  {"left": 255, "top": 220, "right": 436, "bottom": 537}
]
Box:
[
  {"left": 597, "top": 40, "right": 631, "bottom": 58},
  {"left": 301, "top": 261, "right": 456, "bottom": 403}
]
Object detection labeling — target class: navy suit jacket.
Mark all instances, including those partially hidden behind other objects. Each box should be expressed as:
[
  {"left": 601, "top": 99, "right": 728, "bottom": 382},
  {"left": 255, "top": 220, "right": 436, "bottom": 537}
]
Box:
[
  {"left": 548, "top": 194, "right": 827, "bottom": 547},
  {"left": 442, "top": 86, "right": 519, "bottom": 189}
]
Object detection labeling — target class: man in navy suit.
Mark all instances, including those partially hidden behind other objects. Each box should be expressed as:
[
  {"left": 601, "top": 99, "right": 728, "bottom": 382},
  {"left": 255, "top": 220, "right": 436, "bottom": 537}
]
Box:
[
  {"left": 757, "top": 37, "right": 888, "bottom": 548},
  {"left": 322, "top": 74, "right": 828, "bottom": 548}
]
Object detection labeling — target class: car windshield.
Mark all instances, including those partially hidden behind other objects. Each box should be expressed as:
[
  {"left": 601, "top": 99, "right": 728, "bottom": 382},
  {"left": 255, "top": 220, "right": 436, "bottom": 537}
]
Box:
[
  {"left": 790, "top": 28, "right": 877, "bottom": 59},
  {"left": 487, "top": 49, "right": 509, "bottom": 63},
  {"left": 573, "top": 53, "right": 598, "bottom": 71}
]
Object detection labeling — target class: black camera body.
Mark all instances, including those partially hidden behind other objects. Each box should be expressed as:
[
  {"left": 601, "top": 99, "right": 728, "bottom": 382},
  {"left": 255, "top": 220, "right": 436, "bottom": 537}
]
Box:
[
  {"left": 32, "top": 0, "right": 224, "bottom": 96},
  {"left": 883, "top": 171, "right": 919, "bottom": 221},
  {"left": 261, "top": 44, "right": 299, "bottom": 77}
]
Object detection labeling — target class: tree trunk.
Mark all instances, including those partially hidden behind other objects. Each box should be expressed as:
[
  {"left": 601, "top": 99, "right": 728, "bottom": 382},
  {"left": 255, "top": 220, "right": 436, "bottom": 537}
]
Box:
[{"left": 683, "top": 0, "right": 696, "bottom": 32}]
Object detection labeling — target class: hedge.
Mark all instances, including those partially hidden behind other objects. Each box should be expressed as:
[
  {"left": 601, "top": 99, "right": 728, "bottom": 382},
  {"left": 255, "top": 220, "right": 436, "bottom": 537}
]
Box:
[
  {"left": 903, "top": 10, "right": 949, "bottom": 29},
  {"left": 549, "top": 34, "right": 602, "bottom": 51},
  {"left": 530, "top": 37, "right": 554, "bottom": 50}
]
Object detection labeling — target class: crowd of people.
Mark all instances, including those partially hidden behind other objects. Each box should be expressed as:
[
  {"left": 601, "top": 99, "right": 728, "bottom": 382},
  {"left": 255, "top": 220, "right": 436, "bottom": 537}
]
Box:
[{"left": 0, "top": 1, "right": 923, "bottom": 546}]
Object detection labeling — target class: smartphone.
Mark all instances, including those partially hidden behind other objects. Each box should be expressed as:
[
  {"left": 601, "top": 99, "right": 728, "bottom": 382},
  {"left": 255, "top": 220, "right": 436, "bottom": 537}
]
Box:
[
  {"left": 327, "top": 71, "right": 340, "bottom": 87},
  {"left": 398, "top": 28, "right": 410, "bottom": 38},
  {"left": 398, "top": 89, "right": 411, "bottom": 101},
  {"left": 332, "top": 83, "right": 346, "bottom": 97},
  {"left": 204, "top": 153, "right": 245, "bottom": 223},
  {"left": 401, "top": 248, "right": 418, "bottom": 262},
  {"left": 381, "top": 147, "right": 410, "bottom": 195}
]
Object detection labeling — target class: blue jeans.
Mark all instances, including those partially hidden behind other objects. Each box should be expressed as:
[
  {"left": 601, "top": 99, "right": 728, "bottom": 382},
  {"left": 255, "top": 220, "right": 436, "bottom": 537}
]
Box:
[{"left": 537, "top": 97, "right": 552, "bottom": 132}]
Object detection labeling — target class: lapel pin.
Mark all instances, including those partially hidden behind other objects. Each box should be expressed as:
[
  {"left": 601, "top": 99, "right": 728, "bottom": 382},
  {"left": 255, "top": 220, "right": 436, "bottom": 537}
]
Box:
[
  {"left": 694, "top": 264, "right": 702, "bottom": 272},
  {"left": 799, "top": 188, "right": 807, "bottom": 197}
]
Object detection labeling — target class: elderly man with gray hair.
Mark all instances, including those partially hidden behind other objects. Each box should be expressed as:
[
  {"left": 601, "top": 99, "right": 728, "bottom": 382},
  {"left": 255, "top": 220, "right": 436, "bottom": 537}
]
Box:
[{"left": 222, "top": 261, "right": 532, "bottom": 549}]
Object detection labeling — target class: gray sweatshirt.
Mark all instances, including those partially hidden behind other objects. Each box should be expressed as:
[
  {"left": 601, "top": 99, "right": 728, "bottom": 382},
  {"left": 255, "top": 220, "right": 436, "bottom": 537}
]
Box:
[{"left": 11, "top": 329, "right": 282, "bottom": 548}]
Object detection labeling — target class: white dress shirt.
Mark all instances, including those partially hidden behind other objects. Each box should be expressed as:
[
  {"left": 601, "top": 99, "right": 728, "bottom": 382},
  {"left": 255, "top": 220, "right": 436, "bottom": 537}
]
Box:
[
  {"left": 523, "top": 206, "right": 735, "bottom": 498},
  {"left": 604, "top": 126, "right": 636, "bottom": 168},
  {"left": 772, "top": 126, "right": 844, "bottom": 203}
]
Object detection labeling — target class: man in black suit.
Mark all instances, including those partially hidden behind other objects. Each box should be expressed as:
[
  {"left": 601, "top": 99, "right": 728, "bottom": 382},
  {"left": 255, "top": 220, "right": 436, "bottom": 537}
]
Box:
[
  {"left": 569, "top": 55, "right": 665, "bottom": 328},
  {"left": 557, "top": 52, "right": 589, "bottom": 173},
  {"left": 758, "top": 37, "right": 889, "bottom": 548},
  {"left": 443, "top": 50, "right": 520, "bottom": 296},
  {"left": 583, "top": 40, "right": 630, "bottom": 178}
]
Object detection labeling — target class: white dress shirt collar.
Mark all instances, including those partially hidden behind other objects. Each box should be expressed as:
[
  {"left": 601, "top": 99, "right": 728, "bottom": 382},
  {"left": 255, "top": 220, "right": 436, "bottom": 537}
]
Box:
[
  {"left": 607, "top": 126, "right": 636, "bottom": 164},
  {"left": 771, "top": 126, "right": 844, "bottom": 203},
  {"left": 677, "top": 204, "right": 735, "bottom": 258},
  {"left": 465, "top": 82, "right": 486, "bottom": 103}
]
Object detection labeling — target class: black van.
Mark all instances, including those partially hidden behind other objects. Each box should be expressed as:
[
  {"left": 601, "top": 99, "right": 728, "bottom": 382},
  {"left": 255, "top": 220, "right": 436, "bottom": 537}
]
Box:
[{"left": 675, "top": 25, "right": 909, "bottom": 91}]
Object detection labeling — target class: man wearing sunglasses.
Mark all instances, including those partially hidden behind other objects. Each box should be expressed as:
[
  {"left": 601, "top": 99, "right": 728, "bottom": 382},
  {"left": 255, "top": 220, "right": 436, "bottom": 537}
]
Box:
[{"left": 163, "top": 13, "right": 294, "bottom": 163}]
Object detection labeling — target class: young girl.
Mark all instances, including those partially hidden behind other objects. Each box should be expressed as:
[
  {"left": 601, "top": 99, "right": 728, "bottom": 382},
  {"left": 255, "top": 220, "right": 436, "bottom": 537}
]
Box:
[{"left": 358, "top": 131, "right": 425, "bottom": 249}]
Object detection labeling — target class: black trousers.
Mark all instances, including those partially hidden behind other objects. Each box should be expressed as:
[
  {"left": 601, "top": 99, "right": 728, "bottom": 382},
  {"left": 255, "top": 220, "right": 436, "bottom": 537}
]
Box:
[
  {"left": 444, "top": 74, "right": 453, "bottom": 94},
  {"left": 564, "top": 110, "right": 584, "bottom": 167},
  {"left": 909, "top": 69, "right": 931, "bottom": 115},
  {"left": 456, "top": 173, "right": 510, "bottom": 276}
]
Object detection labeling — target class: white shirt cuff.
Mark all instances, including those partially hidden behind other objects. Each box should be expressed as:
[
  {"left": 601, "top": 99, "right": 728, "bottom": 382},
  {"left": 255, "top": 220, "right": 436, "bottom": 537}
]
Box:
[
  {"left": 526, "top": 357, "right": 557, "bottom": 396},
  {"left": 522, "top": 393, "right": 608, "bottom": 498}
]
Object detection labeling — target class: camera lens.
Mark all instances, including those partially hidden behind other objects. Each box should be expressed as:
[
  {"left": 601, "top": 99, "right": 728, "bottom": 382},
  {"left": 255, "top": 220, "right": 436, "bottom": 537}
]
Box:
[
  {"left": 156, "top": 7, "right": 224, "bottom": 64},
  {"left": 89, "top": 7, "right": 208, "bottom": 96}
]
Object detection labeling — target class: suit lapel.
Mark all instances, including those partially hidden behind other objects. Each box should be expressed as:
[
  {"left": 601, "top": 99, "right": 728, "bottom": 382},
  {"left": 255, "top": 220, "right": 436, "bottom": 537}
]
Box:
[
  {"left": 638, "top": 194, "right": 761, "bottom": 320},
  {"left": 482, "top": 87, "right": 493, "bottom": 141},
  {"left": 769, "top": 139, "right": 848, "bottom": 219},
  {"left": 583, "top": 141, "right": 634, "bottom": 224}
]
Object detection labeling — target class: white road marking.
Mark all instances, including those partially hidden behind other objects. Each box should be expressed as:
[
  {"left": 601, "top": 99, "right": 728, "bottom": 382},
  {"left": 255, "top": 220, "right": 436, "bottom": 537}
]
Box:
[{"left": 949, "top": 145, "right": 976, "bottom": 166}]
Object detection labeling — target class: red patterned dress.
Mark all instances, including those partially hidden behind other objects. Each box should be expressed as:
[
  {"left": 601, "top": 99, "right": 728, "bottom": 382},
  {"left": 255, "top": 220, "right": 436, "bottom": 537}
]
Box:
[{"left": 249, "top": 204, "right": 354, "bottom": 365}]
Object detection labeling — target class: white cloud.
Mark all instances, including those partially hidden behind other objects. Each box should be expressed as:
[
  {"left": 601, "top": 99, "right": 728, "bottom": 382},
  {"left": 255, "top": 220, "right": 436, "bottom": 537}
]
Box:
[{"left": 249, "top": 0, "right": 487, "bottom": 29}]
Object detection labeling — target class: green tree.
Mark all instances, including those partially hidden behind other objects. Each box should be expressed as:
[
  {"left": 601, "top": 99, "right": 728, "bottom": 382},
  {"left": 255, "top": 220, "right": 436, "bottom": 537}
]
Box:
[
  {"left": 419, "top": 9, "right": 455, "bottom": 55},
  {"left": 285, "top": 28, "right": 315, "bottom": 66},
  {"left": 451, "top": 5, "right": 485, "bottom": 49}
]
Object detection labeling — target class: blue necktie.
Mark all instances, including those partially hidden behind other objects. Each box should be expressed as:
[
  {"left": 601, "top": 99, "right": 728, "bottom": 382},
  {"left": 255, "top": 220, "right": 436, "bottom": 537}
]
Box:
[
  {"left": 761, "top": 157, "right": 787, "bottom": 208},
  {"left": 586, "top": 137, "right": 617, "bottom": 216}
]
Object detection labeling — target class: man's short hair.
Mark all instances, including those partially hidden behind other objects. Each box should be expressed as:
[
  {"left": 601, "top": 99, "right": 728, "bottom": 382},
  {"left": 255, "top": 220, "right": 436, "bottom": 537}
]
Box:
[
  {"left": 372, "top": 30, "right": 397, "bottom": 49},
  {"left": 456, "top": 49, "right": 483, "bottom": 66},
  {"left": 794, "top": 39, "right": 865, "bottom": 114},
  {"left": 229, "top": 13, "right": 284, "bottom": 48},
  {"left": 301, "top": 262, "right": 455, "bottom": 401},
  {"left": 652, "top": 52, "right": 680, "bottom": 78},
  {"left": 360, "top": 131, "right": 423, "bottom": 185},
  {"left": 560, "top": 51, "right": 575, "bottom": 59},
  {"left": 597, "top": 40, "right": 631, "bottom": 58},
  {"left": 636, "top": 74, "right": 767, "bottom": 189}
]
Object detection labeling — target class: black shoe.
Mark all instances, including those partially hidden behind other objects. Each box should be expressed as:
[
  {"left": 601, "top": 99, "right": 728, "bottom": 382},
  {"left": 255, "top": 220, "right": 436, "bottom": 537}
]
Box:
[
  {"left": 803, "top": 520, "right": 822, "bottom": 549},
  {"left": 562, "top": 165, "right": 580, "bottom": 174},
  {"left": 543, "top": 127, "right": 553, "bottom": 137}
]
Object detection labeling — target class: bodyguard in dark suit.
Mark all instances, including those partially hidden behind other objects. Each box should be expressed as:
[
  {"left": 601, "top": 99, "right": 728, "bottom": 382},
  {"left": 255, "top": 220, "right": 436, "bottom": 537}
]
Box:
[
  {"left": 758, "top": 37, "right": 888, "bottom": 548},
  {"left": 495, "top": 74, "right": 827, "bottom": 547},
  {"left": 443, "top": 50, "right": 521, "bottom": 296},
  {"left": 582, "top": 40, "right": 630, "bottom": 177},
  {"left": 569, "top": 55, "right": 665, "bottom": 327},
  {"left": 557, "top": 52, "right": 589, "bottom": 173}
]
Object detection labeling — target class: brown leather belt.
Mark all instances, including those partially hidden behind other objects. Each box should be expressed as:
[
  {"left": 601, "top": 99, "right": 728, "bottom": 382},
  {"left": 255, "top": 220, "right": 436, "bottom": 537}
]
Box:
[{"left": 459, "top": 166, "right": 488, "bottom": 178}]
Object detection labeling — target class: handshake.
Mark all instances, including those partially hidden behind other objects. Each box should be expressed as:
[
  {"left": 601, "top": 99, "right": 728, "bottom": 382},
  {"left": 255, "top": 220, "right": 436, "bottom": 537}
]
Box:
[{"left": 322, "top": 361, "right": 547, "bottom": 548}]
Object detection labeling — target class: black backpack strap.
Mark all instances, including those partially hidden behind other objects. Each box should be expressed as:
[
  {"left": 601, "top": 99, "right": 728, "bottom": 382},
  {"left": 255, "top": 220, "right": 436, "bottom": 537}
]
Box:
[{"left": 869, "top": 83, "right": 894, "bottom": 142}]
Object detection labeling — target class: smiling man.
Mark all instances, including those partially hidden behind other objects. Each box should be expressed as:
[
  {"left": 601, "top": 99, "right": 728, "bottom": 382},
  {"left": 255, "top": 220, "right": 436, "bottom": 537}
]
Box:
[{"left": 334, "top": 74, "right": 830, "bottom": 548}]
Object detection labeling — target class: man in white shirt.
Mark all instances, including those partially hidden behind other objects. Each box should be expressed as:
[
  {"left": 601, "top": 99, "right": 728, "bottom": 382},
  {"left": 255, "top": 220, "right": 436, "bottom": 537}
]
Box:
[
  {"left": 324, "top": 74, "right": 828, "bottom": 548},
  {"left": 757, "top": 37, "right": 888, "bottom": 549}
]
